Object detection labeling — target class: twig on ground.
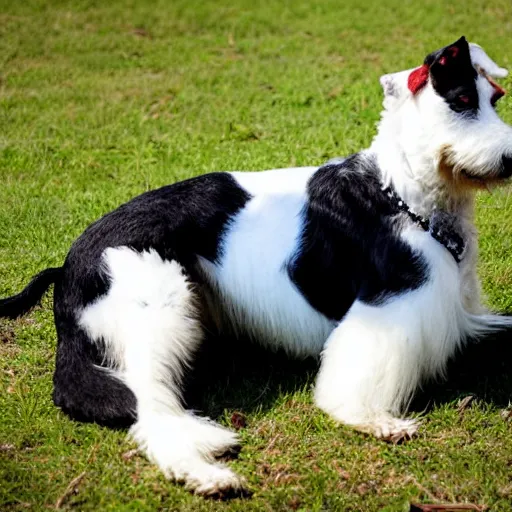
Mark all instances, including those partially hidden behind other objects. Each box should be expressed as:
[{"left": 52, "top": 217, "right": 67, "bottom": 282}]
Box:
[
  {"left": 410, "top": 504, "right": 486, "bottom": 511},
  {"left": 457, "top": 395, "right": 475, "bottom": 415},
  {"left": 264, "top": 434, "right": 280, "bottom": 452},
  {"left": 405, "top": 475, "right": 438, "bottom": 502},
  {"left": 122, "top": 448, "right": 139, "bottom": 461},
  {"left": 500, "top": 408, "right": 512, "bottom": 421},
  {"left": 55, "top": 471, "right": 86, "bottom": 509}
]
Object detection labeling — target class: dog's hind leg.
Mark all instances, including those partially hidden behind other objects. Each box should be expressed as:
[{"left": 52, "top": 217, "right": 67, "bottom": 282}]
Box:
[
  {"left": 79, "top": 247, "right": 243, "bottom": 495},
  {"left": 314, "top": 300, "right": 428, "bottom": 442}
]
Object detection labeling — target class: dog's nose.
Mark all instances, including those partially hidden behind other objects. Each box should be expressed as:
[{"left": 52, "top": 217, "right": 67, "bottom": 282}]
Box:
[{"left": 500, "top": 154, "right": 512, "bottom": 179}]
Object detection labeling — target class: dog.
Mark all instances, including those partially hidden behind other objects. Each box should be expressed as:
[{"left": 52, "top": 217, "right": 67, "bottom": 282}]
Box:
[{"left": 2, "top": 36, "right": 512, "bottom": 496}]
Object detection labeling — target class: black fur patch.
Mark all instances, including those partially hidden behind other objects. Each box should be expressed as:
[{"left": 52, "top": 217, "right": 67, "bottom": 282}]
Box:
[
  {"left": 52, "top": 172, "right": 251, "bottom": 425},
  {"left": 425, "top": 36, "right": 479, "bottom": 116},
  {"left": 52, "top": 322, "right": 138, "bottom": 428},
  {"left": 288, "top": 156, "right": 429, "bottom": 321},
  {"left": 58, "top": 172, "right": 251, "bottom": 310}
]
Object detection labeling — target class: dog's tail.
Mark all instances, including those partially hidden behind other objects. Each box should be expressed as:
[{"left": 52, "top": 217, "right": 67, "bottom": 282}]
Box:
[
  {"left": 1, "top": 267, "right": 137, "bottom": 427},
  {"left": 0, "top": 267, "right": 62, "bottom": 319}
]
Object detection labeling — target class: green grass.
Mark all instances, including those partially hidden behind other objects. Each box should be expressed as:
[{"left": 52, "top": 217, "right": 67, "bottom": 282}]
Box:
[{"left": 1, "top": 0, "right": 512, "bottom": 510}]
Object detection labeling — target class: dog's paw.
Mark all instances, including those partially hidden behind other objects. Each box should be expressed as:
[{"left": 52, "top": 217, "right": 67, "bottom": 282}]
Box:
[
  {"left": 370, "top": 416, "right": 420, "bottom": 443},
  {"left": 185, "top": 464, "right": 247, "bottom": 497}
]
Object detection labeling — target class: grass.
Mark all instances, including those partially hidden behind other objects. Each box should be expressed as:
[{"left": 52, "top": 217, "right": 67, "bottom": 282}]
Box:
[{"left": 1, "top": 0, "right": 512, "bottom": 510}]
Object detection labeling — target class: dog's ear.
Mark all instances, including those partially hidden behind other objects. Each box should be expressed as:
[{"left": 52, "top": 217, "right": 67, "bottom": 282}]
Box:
[
  {"left": 423, "top": 36, "right": 477, "bottom": 98},
  {"left": 425, "top": 36, "right": 471, "bottom": 70},
  {"left": 380, "top": 73, "right": 399, "bottom": 98},
  {"left": 407, "top": 37, "right": 474, "bottom": 96},
  {"left": 468, "top": 42, "right": 508, "bottom": 78},
  {"left": 380, "top": 68, "right": 414, "bottom": 108},
  {"left": 469, "top": 43, "right": 508, "bottom": 105},
  {"left": 407, "top": 65, "right": 429, "bottom": 95}
]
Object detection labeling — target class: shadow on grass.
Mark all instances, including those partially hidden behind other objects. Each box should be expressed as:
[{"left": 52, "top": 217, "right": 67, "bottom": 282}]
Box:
[
  {"left": 184, "top": 324, "right": 512, "bottom": 421},
  {"left": 64, "top": 320, "right": 511, "bottom": 428},
  {"left": 413, "top": 325, "right": 512, "bottom": 412},
  {"left": 184, "top": 333, "right": 319, "bottom": 419}
]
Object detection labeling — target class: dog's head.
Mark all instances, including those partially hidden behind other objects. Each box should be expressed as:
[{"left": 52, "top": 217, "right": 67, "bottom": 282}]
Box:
[{"left": 378, "top": 37, "right": 512, "bottom": 191}]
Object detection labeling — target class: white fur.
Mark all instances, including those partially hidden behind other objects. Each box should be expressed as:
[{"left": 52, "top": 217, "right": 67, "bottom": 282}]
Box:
[
  {"left": 79, "top": 247, "right": 242, "bottom": 494},
  {"left": 372, "top": 44, "right": 512, "bottom": 314},
  {"left": 374, "top": 47, "right": 512, "bottom": 211},
  {"left": 199, "top": 167, "right": 335, "bottom": 357},
  {"left": 316, "top": 43, "right": 512, "bottom": 441},
  {"left": 469, "top": 43, "right": 508, "bottom": 78},
  {"left": 314, "top": 224, "right": 507, "bottom": 439}
]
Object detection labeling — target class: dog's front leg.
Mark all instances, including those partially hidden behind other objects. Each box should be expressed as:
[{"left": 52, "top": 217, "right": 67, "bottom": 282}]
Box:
[
  {"left": 458, "top": 235, "right": 487, "bottom": 314},
  {"left": 313, "top": 301, "right": 421, "bottom": 443}
]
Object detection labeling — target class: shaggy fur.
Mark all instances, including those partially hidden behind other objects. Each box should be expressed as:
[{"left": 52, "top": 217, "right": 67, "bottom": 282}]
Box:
[{"left": 2, "top": 36, "right": 512, "bottom": 495}]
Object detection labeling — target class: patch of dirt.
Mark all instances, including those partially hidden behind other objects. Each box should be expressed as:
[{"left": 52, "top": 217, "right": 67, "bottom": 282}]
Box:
[
  {"left": 0, "top": 324, "right": 16, "bottom": 345},
  {"left": 230, "top": 412, "right": 247, "bottom": 430},
  {"left": 258, "top": 462, "right": 302, "bottom": 487}
]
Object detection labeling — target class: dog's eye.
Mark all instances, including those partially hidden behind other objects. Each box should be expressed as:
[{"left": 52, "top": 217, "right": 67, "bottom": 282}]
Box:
[{"left": 450, "top": 92, "right": 478, "bottom": 113}]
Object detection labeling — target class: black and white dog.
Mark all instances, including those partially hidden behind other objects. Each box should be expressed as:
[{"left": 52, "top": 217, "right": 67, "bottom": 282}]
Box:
[{"left": 2, "top": 37, "right": 512, "bottom": 495}]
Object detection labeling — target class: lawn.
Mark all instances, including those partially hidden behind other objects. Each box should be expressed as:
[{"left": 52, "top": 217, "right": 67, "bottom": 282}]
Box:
[{"left": 1, "top": 0, "right": 512, "bottom": 510}]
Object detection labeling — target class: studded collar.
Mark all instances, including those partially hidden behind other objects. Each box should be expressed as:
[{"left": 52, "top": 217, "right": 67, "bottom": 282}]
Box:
[{"left": 382, "top": 186, "right": 465, "bottom": 263}]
